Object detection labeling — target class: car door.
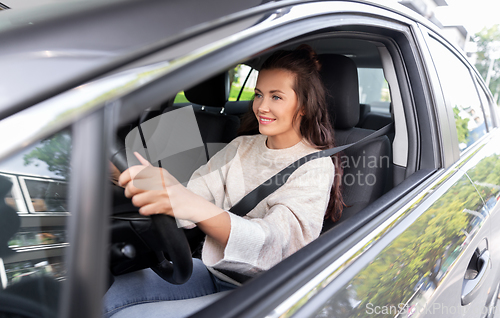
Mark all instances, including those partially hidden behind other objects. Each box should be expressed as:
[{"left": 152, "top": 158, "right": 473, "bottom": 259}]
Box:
[
  {"left": 456, "top": 75, "right": 500, "bottom": 317},
  {"left": 243, "top": 16, "right": 499, "bottom": 318},
  {"left": 421, "top": 30, "right": 500, "bottom": 317}
]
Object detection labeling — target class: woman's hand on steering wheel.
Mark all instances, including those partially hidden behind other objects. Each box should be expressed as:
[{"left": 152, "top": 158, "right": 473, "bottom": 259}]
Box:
[
  {"left": 119, "top": 152, "right": 231, "bottom": 247},
  {"left": 119, "top": 152, "right": 198, "bottom": 223}
]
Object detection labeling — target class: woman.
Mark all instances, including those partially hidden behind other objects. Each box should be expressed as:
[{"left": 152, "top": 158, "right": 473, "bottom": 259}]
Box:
[{"left": 104, "top": 44, "right": 344, "bottom": 317}]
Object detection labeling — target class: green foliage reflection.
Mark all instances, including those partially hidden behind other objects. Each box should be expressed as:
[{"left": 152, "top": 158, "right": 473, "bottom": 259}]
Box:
[
  {"left": 315, "top": 172, "right": 485, "bottom": 318},
  {"left": 23, "top": 131, "right": 72, "bottom": 180},
  {"left": 350, "top": 175, "right": 481, "bottom": 317},
  {"left": 453, "top": 107, "right": 470, "bottom": 145}
]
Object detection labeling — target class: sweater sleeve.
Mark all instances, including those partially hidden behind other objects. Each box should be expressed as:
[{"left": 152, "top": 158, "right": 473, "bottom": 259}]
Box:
[
  {"left": 180, "top": 138, "right": 241, "bottom": 228},
  {"left": 186, "top": 137, "right": 243, "bottom": 203},
  {"left": 202, "top": 157, "right": 335, "bottom": 275}
]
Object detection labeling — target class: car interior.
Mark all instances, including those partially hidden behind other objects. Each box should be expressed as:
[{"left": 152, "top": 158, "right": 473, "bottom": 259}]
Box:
[
  {"left": 108, "top": 34, "right": 404, "bottom": 284},
  {"left": 116, "top": 35, "right": 402, "bottom": 227}
]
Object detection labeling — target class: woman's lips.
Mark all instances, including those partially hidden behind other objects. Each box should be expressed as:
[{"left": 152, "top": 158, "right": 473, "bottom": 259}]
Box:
[{"left": 259, "top": 116, "right": 276, "bottom": 125}]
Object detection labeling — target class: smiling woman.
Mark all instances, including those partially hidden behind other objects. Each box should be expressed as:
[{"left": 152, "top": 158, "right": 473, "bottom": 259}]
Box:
[
  {"left": 103, "top": 45, "right": 342, "bottom": 318},
  {"left": 240, "top": 44, "right": 345, "bottom": 221}
]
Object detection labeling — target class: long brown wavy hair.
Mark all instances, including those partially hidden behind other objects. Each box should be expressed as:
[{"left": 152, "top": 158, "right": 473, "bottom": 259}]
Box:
[{"left": 238, "top": 44, "right": 345, "bottom": 222}]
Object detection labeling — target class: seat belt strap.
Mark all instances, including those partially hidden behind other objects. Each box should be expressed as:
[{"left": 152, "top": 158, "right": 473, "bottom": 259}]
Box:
[
  {"left": 191, "top": 123, "right": 393, "bottom": 285},
  {"left": 229, "top": 123, "right": 394, "bottom": 217}
]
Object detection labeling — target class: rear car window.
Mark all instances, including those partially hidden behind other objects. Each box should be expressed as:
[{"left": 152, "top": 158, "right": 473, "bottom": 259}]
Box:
[
  {"left": 358, "top": 67, "right": 391, "bottom": 114},
  {"left": 428, "top": 37, "right": 487, "bottom": 152},
  {"left": 229, "top": 64, "right": 257, "bottom": 101},
  {"left": 173, "top": 64, "right": 257, "bottom": 104}
]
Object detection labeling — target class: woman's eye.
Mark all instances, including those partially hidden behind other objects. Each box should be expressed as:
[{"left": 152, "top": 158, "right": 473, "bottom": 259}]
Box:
[
  {"left": 255, "top": 93, "right": 262, "bottom": 98},
  {"left": 272, "top": 95, "right": 281, "bottom": 100}
]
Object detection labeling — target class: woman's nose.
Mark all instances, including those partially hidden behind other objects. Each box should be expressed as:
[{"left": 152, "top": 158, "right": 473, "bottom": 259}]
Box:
[{"left": 258, "top": 99, "right": 270, "bottom": 113}]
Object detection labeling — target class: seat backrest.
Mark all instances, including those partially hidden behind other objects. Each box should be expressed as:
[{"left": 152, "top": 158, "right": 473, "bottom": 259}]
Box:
[
  {"left": 318, "top": 54, "right": 393, "bottom": 231},
  {"left": 357, "top": 102, "right": 394, "bottom": 143}
]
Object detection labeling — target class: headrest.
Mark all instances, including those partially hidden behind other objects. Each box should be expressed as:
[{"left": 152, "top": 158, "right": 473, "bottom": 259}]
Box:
[
  {"left": 184, "top": 72, "right": 230, "bottom": 107},
  {"left": 318, "top": 54, "right": 360, "bottom": 129}
]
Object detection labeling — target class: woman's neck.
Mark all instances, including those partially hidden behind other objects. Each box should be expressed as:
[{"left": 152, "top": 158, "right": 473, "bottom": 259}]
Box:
[{"left": 266, "top": 134, "right": 303, "bottom": 149}]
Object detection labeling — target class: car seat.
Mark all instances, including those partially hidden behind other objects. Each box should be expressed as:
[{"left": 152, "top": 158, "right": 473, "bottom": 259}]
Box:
[
  {"left": 318, "top": 54, "right": 393, "bottom": 231},
  {"left": 177, "top": 72, "right": 241, "bottom": 146}
]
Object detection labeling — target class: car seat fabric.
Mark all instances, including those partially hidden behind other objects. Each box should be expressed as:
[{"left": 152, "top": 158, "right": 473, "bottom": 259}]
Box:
[
  {"left": 184, "top": 72, "right": 231, "bottom": 107},
  {"left": 358, "top": 103, "right": 371, "bottom": 125},
  {"left": 357, "top": 101, "right": 394, "bottom": 143},
  {"left": 318, "top": 54, "right": 392, "bottom": 232},
  {"left": 319, "top": 54, "right": 360, "bottom": 130}
]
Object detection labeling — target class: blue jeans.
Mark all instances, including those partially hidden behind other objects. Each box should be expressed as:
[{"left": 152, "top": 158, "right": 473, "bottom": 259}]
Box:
[{"left": 103, "top": 258, "right": 237, "bottom": 318}]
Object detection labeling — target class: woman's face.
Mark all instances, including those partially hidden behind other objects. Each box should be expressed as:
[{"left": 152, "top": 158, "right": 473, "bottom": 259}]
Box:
[{"left": 253, "top": 69, "right": 303, "bottom": 149}]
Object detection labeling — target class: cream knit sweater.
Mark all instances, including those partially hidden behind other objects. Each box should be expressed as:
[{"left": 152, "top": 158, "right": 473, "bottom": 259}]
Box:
[{"left": 186, "top": 134, "right": 335, "bottom": 282}]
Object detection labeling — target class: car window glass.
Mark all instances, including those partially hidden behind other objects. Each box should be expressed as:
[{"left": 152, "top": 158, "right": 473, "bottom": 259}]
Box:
[
  {"left": 0, "top": 129, "right": 71, "bottom": 315},
  {"left": 228, "top": 64, "right": 258, "bottom": 101},
  {"left": 358, "top": 67, "right": 391, "bottom": 114},
  {"left": 428, "top": 37, "right": 487, "bottom": 152},
  {"left": 475, "top": 77, "right": 493, "bottom": 130},
  {"left": 173, "top": 65, "right": 258, "bottom": 105},
  {"left": 174, "top": 91, "right": 189, "bottom": 104}
]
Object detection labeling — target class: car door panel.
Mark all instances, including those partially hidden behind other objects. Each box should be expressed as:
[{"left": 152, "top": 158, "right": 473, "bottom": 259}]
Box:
[
  {"left": 458, "top": 128, "right": 500, "bottom": 316},
  {"left": 292, "top": 160, "right": 491, "bottom": 317}
]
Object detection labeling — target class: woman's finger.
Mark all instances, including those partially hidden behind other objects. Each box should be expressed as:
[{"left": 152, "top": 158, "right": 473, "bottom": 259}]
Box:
[
  {"left": 118, "top": 165, "right": 149, "bottom": 187},
  {"left": 130, "top": 190, "right": 168, "bottom": 209},
  {"left": 138, "top": 201, "right": 173, "bottom": 217},
  {"left": 134, "top": 151, "right": 152, "bottom": 166},
  {"left": 124, "top": 180, "right": 145, "bottom": 198}
]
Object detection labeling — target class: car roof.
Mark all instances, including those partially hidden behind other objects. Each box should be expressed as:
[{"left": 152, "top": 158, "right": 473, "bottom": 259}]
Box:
[{"left": 0, "top": 0, "right": 439, "bottom": 119}]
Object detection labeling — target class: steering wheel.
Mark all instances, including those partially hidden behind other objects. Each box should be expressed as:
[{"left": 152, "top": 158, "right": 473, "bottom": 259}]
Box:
[{"left": 109, "top": 140, "right": 193, "bottom": 285}]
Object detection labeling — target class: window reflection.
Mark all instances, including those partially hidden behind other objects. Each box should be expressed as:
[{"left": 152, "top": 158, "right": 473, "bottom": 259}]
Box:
[
  {"left": 428, "top": 37, "right": 487, "bottom": 151},
  {"left": 22, "top": 178, "right": 68, "bottom": 213},
  {"left": 311, "top": 172, "right": 487, "bottom": 317},
  {"left": 8, "top": 229, "right": 66, "bottom": 248},
  {"left": 0, "top": 129, "right": 71, "bottom": 313},
  {"left": 4, "top": 256, "right": 65, "bottom": 287}
]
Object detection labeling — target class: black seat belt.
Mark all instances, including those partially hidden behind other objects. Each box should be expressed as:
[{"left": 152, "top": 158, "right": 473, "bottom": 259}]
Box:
[
  {"left": 229, "top": 122, "right": 394, "bottom": 217},
  {"left": 198, "top": 123, "right": 393, "bottom": 284}
]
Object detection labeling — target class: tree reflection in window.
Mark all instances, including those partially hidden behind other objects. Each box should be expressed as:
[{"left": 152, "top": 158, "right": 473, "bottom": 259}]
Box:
[{"left": 23, "top": 131, "right": 71, "bottom": 180}]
